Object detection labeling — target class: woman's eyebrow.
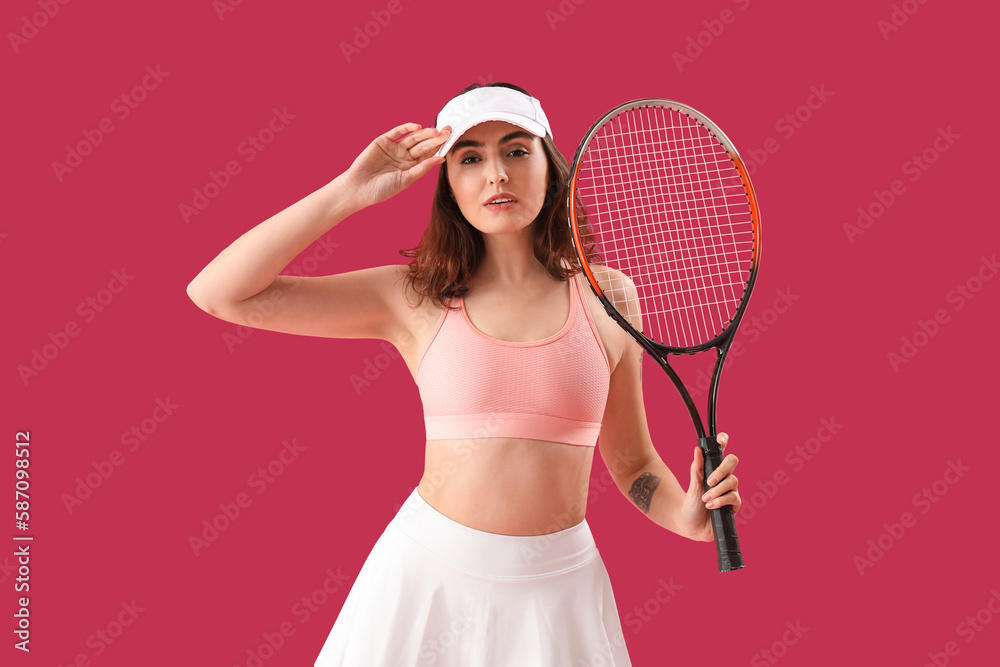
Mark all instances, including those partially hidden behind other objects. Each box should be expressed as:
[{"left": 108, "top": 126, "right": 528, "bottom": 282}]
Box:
[{"left": 451, "top": 130, "right": 535, "bottom": 152}]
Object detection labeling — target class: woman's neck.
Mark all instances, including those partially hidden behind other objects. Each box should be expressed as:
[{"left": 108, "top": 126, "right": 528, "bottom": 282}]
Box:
[{"left": 475, "top": 229, "right": 550, "bottom": 287}]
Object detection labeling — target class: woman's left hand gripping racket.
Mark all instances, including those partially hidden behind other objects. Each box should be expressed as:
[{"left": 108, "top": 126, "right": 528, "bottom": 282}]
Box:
[{"left": 567, "top": 99, "right": 761, "bottom": 572}]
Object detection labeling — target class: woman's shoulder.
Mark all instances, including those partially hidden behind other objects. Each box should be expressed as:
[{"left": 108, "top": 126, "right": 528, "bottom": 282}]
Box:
[
  {"left": 580, "top": 264, "right": 638, "bottom": 308},
  {"left": 382, "top": 262, "right": 452, "bottom": 325},
  {"left": 374, "top": 264, "right": 455, "bottom": 370},
  {"left": 573, "top": 263, "right": 637, "bottom": 374},
  {"left": 383, "top": 263, "right": 453, "bottom": 307}
]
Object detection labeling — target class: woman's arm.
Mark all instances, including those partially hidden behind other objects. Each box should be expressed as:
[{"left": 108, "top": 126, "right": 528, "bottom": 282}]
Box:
[
  {"left": 185, "top": 173, "right": 364, "bottom": 313},
  {"left": 597, "top": 341, "right": 691, "bottom": 538},
  {"left": 597, "top": 338, "right": 741, "bottom": 542},
  {"left": 185, "top": 123, "right": 451, "bottom": 341}
]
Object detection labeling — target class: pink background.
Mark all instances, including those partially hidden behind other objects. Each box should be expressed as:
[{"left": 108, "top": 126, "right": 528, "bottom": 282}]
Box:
[{"left": 5, "top": 0, "right": 998, "bottom": 665}]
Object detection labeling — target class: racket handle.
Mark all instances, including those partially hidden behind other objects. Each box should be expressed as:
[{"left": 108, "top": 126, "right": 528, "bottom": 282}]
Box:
[{"left": 698, "top": 436, "right": 745, "bottom": 572}]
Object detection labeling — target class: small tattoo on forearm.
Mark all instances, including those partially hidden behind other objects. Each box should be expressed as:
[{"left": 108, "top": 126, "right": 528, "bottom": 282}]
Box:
[{"left": 628, "top": 472, "right": 661, "bottom": 514}]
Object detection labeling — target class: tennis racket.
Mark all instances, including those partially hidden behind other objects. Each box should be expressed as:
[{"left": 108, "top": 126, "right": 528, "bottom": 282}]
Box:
[{"left": 567, "top": 99, "right": 761, "bottom": 572}]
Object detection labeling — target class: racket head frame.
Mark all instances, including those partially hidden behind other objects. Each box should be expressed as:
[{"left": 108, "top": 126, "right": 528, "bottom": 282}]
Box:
[{"left": 567, "top": 98, "right": 762, "bottom": 438}]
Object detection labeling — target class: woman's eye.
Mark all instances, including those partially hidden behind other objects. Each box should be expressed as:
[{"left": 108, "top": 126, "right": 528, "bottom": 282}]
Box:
[{"left": 459, "top": 149, "right": 527, "bottom": 165}]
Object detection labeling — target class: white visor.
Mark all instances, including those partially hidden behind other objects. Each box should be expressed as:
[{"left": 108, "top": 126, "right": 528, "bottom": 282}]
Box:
[{"left": 434, "top": 86, "right": 552, "bottom": 158}]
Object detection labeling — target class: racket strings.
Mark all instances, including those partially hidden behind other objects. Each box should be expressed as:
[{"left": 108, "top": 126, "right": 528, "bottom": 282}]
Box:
[{"left": 575, "top": 105, "right": 755, "bottom": 349}]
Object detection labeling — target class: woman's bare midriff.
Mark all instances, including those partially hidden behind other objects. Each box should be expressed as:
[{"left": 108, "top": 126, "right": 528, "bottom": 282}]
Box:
[
  {"left": 418, "top": 437, "right": 595, "bottom": 536},
  {"left": 392, "top": 266, "right": 627, "bottom": 537}
]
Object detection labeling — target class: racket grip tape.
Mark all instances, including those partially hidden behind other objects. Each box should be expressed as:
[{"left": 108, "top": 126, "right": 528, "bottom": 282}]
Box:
[{"left": 698, "top": 436, "right": 746, "bottom": 572}]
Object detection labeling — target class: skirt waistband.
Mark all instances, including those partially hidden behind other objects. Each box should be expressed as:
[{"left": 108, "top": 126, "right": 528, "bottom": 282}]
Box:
[{"left": 388, "top": 487, "right": 598, "bottom": 579}]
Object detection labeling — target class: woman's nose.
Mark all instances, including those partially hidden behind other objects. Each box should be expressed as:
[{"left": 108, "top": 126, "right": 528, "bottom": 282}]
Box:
[{"left": 486, "top": 157, "right": 507, "bottom": 184}]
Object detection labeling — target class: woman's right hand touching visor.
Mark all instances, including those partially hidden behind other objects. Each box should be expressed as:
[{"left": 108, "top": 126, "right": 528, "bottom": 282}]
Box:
[{"left": 343, "top": 123, "right": 452, "bottom": 209}]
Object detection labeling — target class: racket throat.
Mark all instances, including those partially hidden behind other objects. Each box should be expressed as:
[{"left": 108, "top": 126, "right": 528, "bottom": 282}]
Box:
[{"left": 649, "top": 350, "right": 707, "bottom": 439}]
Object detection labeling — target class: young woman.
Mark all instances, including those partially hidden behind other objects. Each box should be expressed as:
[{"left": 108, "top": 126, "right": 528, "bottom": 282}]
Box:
[{"left": 187, "top": 82, "right": 742, "bottom": 666}]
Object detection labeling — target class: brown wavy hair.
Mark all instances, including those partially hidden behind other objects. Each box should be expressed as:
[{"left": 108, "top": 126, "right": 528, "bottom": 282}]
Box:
[{"left": 398, "top": 82, "right": 596, "bottom": 311}]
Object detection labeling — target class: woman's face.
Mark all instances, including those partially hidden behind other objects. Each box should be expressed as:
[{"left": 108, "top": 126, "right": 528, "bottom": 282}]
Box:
[{"left": 445, "top": 120, "right": 549, "bottom": 237}]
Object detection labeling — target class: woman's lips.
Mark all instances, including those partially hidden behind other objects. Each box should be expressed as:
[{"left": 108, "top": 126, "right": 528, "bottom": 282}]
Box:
[{"left": 484, "top": 200, "right": 517, "bottom": 212}]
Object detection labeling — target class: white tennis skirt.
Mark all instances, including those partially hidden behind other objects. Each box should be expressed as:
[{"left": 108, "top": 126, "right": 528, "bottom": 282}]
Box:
[{"left": 314, "top": 487, "right": 632, "bottom": 666}]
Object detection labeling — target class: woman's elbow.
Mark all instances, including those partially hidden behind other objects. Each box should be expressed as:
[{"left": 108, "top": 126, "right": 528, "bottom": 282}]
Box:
[{"left": 186, "top": 279, "right": 218, "bottom": 315}]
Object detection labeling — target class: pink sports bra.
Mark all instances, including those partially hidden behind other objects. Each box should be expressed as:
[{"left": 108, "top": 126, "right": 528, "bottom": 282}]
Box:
[{"left": 415, "top": 266, "right": 611, "bottom": 448}]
